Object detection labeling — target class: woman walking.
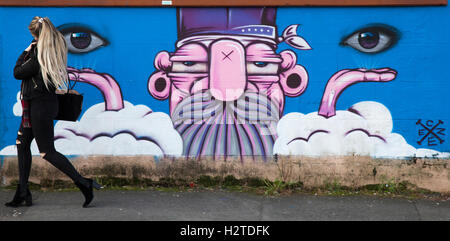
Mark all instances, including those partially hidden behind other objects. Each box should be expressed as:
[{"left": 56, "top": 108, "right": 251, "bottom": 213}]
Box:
[{"left": 5, "top": 16, "right": 101, "bottom": 208}]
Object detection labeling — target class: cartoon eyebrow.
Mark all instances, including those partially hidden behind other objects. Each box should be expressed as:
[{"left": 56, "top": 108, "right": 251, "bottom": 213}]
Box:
[{"left": 170, "top": 43, "right": 208, "bottom": 62}]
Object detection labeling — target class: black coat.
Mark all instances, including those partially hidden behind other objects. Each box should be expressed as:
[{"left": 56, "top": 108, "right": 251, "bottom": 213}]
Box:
[{"left": 14, "top": 45, "right": 56, "bottom": 100}]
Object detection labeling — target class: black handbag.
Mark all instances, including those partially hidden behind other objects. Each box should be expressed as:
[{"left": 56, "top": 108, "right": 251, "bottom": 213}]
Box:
[{"left": 55, "top": 76, "right": 83, "bottom": 121}]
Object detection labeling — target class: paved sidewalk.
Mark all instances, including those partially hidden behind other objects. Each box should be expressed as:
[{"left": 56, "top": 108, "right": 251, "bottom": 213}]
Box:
[{"left": 1, "top": 189, "right": 449, "bottom": 221}]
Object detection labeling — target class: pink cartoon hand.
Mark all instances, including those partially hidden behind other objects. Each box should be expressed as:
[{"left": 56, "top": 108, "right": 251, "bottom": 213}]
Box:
[
  {"left": 318, "top": 68, "right": 397, "bottom": 118},
  {"left": 67, "top": 67, "right": 124, "bottom": 111}
]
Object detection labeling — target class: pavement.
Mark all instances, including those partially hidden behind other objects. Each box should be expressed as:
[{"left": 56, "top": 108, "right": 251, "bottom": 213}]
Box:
[{"left": 1, "top": 189, "right": 449, "bottom": 221}]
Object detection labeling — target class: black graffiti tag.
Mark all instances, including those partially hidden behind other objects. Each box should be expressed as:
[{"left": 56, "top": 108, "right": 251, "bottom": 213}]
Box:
[{"left": 416, "top": 119, "right": 445, "bottom": 146}]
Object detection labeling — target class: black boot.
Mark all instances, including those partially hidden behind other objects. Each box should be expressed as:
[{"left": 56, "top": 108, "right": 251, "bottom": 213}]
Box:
[
  {"left": 74, "top": 178, "right": 102, "bottom": 208},
  {"left": 5, "top": 184, "right": 32, "bottom": 207}
]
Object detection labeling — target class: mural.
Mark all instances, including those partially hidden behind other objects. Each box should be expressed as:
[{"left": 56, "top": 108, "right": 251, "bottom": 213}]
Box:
[{"left": 0, "top": 6, "right": 448, "bottom": 159}]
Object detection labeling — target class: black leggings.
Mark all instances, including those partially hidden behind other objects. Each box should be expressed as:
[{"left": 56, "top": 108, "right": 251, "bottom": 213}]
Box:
[{"left": 16, "top": 96, "right": 83, "bottom": 189}]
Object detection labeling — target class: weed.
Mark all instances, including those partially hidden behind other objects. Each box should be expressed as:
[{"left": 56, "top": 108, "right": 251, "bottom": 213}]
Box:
[
  {"left": 5, "top": 180, "right": 42, "bottom": 190},
  {"left": 264, "top": 179, "right": 286, "bottom": 195},
  {"left": 242, "top": 177, "right": 266, "bottom": 187},
  {"left": 276, "top": 158, "right": 295, "bottom": 183},
  {"left": 2, "top": 175, "right": 446, "bottom": 201}
]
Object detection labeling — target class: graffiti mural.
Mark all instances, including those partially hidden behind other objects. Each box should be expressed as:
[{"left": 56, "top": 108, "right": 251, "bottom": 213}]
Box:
[
  {"left": 0, "top": 6, "right": 448, "bottom": 159},
  {"left": 416, "top": 119, "right": 445, "bottom": 146}
]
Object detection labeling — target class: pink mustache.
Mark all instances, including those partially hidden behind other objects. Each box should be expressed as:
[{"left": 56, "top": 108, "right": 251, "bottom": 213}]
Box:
[{"left": 318, "top": 68, "right": 397, "bottom": 118}]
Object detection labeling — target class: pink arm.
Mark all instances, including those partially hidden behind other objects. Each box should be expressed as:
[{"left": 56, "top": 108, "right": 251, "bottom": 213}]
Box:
[
  {"left": 318, "top": 68, "right": 397, "bottom": 118},
  {"left": 68, "top": 67, "right": 124, "bottom": 111}
]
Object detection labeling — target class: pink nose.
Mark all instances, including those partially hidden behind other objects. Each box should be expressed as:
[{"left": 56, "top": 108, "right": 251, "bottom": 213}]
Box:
[{"left": 209, "top": 40, "right": 246, "bottom": 101}]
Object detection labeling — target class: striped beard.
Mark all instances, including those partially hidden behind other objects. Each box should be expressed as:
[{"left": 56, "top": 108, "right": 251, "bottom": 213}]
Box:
[{"left": 171, "top": 90, "right": 280, "bottom": 158}]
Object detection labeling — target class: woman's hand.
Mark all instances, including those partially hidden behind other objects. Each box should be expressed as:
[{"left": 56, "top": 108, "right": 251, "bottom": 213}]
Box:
[
  {"left": 55, "top": 89, "right": 66, "bottom": 94},
  {"left": 25, "top": 42, "right": 36, "bottom": 52},
  {"left": 68, "top": 89, "right": 80, "bottom": 95}
]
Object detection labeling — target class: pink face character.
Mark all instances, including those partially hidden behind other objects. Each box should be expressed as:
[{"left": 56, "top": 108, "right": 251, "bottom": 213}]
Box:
[{"left": 148, "top": 36, "right": 309, "bottom": 158}]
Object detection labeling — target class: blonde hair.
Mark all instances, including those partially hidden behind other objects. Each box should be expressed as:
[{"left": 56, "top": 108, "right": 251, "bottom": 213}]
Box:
[{"left": 28, "top": 16, "right": 68, "bottom": 90}]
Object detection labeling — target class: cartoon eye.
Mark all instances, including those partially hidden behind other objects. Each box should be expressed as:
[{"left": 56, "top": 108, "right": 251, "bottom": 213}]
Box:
[
  {"left": 58, "top": 25, "right": 109, "bottom": 54},
  {"left": 183, "top": 61, "right": 196, "bottom": 67},
  {"left": 341, "top": 25, "right": 399, "bottom": 54},
  {"left": 247, "top": 62, "right": 278, "bottom": 75},
  {"left": 172, "top": 61, "right": 208, "bottom": 73}
]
